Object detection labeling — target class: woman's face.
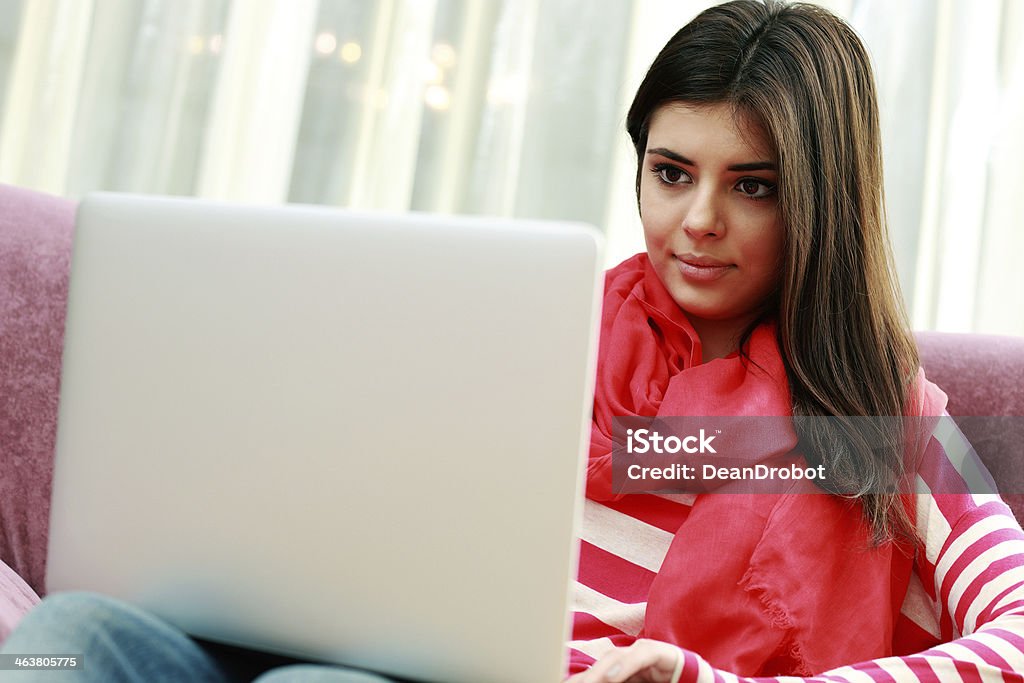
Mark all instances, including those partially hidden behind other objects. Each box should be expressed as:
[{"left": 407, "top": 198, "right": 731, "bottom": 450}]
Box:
[{"left": 639, "top": 102, "right": 785, "bottom": 347}]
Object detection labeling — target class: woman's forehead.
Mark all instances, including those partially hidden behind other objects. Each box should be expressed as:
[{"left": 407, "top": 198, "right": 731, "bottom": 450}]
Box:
[{"left": 647, "top": 102, "right": 776, "bottom": 163}]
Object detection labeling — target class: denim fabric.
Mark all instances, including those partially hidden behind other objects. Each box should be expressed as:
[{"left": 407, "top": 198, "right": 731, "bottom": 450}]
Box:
[{"left": 0, "top": 592, "right": 398, "bottom": 682}]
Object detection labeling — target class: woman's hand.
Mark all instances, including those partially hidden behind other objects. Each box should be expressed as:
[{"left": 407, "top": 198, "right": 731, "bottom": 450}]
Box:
[{"left": 566, "top": 639, "right": 685, "bottom": 683}]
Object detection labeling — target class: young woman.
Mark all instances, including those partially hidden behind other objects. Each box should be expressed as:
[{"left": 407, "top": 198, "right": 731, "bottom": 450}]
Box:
[
  {"left": 3, "top": 1, "right": 1023, "bottom": 682},
  {"left": 565, "top": 1, "right": 1024, "bottom": 682}
]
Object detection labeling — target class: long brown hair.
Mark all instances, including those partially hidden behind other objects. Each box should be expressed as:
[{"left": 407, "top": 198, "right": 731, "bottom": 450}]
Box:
[{"left": 626, "top": 0, "right": 920, "bottom": 543}]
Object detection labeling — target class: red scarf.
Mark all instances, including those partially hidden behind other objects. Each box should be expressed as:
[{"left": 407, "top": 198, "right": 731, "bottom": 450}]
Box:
[{"left": 588, "top": 254, "right": 944, "bottom": 676}]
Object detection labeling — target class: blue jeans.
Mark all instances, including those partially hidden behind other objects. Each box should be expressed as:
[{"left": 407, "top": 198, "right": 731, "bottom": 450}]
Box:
[{"left": 0, "top": 592, "right": 401, "bottom": 682}]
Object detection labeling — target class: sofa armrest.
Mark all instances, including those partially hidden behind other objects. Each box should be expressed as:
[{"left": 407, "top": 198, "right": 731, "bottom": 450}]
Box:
[
  {"left": 917, "top": 330, "right": 1024, "bottom": 523},
  {"left": 0, "top": 183, "right": 76, "bottom": 596}
]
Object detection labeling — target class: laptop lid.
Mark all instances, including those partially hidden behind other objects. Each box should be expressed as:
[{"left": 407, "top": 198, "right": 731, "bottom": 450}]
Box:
[{"left": 47, "top": 193, "right": 603, "bottom": 683}]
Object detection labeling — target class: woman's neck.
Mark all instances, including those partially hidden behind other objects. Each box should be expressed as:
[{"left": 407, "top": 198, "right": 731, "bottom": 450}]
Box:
[{"left": 688, "top": 315, "right": 758, "bottom": 362}]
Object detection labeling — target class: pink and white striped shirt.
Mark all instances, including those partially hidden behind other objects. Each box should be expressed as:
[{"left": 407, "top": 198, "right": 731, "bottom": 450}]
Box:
[{"left": 567, "top": 417, "right": 1024, "bottom": 681}]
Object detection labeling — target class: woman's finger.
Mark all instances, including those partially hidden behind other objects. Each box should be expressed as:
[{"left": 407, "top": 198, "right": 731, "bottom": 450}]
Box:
[
  {"left": 614, "top": 640, "right": 678, "bottom": 682},
  {"left": 577, "top": 647, "right": 629, "bottom": 683},
  {"left": 579, "top": 640, "right": 682, "bottom": 683}
]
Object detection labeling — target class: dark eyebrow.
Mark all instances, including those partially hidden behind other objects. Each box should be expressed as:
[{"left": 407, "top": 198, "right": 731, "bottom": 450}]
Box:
[
  {"left": 646, "top": 147, "right": 776, "bottom": 172},
  {"left": 728, "top": 161, "right": 777, "bottom": 172}
]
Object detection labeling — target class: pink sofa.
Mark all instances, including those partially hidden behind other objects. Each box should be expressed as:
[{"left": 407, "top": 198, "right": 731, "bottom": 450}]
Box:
[{"left": 2, "top": 183, "right": 1023, "bottom": 642}]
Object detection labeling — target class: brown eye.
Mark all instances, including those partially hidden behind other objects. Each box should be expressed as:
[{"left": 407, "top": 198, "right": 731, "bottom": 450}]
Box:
[
  {"left": 736, "top": 178, "right": 775, "bottom": 199},
  {"left": 653, "top": 164, "right": 689, "bottom": 185}
]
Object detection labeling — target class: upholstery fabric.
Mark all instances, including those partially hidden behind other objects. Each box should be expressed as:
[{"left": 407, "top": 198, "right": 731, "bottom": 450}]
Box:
[
  {"left": 917, "top": 331, "right": 1024, "bottom": 521},
  {"left": 0, "top": 183, "right": 75, "bottom": 595}
]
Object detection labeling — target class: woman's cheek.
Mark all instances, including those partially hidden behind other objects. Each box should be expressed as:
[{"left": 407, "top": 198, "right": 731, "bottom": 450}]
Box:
[{"left": 641, "top": 204, "right": 678, "bottom": 245}]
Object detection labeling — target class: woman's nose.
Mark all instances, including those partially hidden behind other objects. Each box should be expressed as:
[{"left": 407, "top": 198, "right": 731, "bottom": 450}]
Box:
[{"left": 682, "top": 188, "right": 724, "bottom": 239}]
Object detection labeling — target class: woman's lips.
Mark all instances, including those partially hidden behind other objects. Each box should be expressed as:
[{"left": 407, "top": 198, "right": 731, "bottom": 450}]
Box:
[{"left": 675, "top": 255, "right": 734, "bottom": 282}]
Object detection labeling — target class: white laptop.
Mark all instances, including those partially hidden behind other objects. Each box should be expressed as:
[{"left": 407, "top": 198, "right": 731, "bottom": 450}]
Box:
[{"left": 46, "top": 193, "right": 604, "bottom": 683}]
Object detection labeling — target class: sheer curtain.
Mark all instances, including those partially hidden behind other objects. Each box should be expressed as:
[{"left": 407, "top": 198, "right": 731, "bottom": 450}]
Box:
[
  {"left": 850, "top": 0, "right": 1024, "bottom": 334},
  {"left": 0, "top": 0, "right": 632, "bottom": 228},
  {"left": 0, "top": 0, "right": 1021, "bottom": 335}
]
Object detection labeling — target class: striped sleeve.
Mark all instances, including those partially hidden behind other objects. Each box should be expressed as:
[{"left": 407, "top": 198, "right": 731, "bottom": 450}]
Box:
[
  {"left": 668, "top": 419, "right": 1024, "bottom": 683},
  {"left": 567, "top": 494, "right": 694, "bottom": 674}
]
